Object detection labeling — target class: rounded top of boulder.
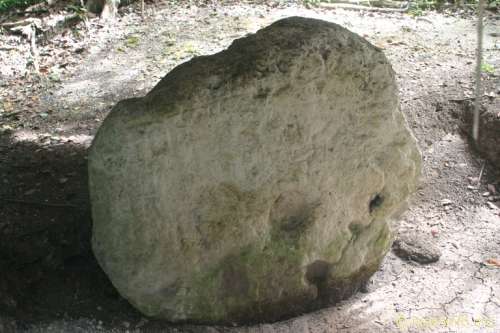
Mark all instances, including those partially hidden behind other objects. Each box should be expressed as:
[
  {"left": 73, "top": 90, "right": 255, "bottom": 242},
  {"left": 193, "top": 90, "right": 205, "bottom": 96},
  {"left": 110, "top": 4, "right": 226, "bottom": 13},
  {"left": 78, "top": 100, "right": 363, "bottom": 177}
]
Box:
[{"left": 118, "top": 16, "right": 387, "bottom": 119}]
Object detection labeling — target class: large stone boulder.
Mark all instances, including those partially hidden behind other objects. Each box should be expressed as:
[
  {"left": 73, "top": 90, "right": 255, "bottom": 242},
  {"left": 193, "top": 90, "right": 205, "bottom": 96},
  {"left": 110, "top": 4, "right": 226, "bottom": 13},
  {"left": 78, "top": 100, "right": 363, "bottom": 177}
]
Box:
[{"left": 89, "top": 17, "right": 421, "bottom": 324}]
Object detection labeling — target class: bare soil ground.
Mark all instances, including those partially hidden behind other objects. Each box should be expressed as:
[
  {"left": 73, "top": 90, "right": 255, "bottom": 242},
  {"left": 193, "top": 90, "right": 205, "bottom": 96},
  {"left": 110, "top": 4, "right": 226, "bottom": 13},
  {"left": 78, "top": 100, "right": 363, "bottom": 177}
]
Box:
[{"left": 0, "top": 1, "right": 499, "bottom": 332}]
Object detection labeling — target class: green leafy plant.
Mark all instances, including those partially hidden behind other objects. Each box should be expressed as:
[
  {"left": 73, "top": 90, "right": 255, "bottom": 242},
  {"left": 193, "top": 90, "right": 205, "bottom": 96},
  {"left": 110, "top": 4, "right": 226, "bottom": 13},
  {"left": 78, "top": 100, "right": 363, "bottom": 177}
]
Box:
[
  {"left": 481, "top": 63, "right": 495, "bottom": 74},
  {"left": 66, "top": 3, "right": 87, "bottom": 16},
  {"left": 125, "top": 35, "right": 140, "bottom": 48},
  {"left": 0, "top": 0, "right": 43, "bottom": 12},
  {"left": 302, "top": 0, "right": 321, "bottom": 6},
  {"left": 408, "top": 5, "right": 424, "bottom": 16}
]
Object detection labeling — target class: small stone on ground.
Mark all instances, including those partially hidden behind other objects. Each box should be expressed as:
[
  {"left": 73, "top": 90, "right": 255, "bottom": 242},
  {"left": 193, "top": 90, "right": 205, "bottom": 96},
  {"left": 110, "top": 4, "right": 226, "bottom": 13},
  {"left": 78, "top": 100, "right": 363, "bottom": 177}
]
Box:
[{"left": 392, "top": 232, "right": 441, "bottom": 264}]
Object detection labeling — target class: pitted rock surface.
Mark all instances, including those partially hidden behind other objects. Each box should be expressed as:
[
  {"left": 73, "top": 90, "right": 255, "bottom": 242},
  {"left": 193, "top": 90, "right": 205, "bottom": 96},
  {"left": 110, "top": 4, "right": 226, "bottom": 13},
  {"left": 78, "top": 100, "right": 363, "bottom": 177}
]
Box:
[{"left": 89, "top": 16, "right": 421, "bottom": 324}]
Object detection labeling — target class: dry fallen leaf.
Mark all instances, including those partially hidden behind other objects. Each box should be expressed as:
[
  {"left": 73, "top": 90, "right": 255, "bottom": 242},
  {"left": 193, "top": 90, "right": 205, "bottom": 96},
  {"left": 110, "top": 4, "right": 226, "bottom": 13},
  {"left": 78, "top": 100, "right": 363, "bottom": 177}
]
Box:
[
  {"left": 487, "top": 202, "right": 499, "bottom": 210},
  {"left": 485, "top": 259, "right": 500, "bottom": 267},
  {"left": 468, "top": 176, "right": 479, "bottom": 183},
  {"left": 441, "top": 199, "right": 453, "bottom": 206}
]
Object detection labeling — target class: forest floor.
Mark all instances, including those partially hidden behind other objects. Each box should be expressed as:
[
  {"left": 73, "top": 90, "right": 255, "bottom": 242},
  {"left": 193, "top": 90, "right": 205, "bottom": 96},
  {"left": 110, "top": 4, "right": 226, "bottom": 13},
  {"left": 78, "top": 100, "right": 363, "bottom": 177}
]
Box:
[{"left": 0, "top": 1, "right": 499, "bottom": 332}]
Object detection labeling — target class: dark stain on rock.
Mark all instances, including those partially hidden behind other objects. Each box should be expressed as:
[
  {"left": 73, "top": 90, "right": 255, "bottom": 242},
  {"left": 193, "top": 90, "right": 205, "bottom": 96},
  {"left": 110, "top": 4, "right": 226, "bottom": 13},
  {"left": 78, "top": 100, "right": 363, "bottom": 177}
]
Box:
[
  {"left": 305, "top": 260, "right": 331, "bottom": 301},
  {"left": 218, "top": 261, "right": 381, "bottom": 326},
  {"left": 254, "top": 86, "right": 271, "bottom": 99},
  {"left": 320, "top": 262, "right": 380, "bottom": 305},
  {"left": 348, "top": 222, "right": 364, "bottom": 240},
  {"left": 321, "top": 48, "right": 331, "bottom": 62},
  {"left": 220, "top": 259, "right": 249, "bottom": 298},
  {"left": 269, "top": 191, "right": 314, "bottom": 240}
]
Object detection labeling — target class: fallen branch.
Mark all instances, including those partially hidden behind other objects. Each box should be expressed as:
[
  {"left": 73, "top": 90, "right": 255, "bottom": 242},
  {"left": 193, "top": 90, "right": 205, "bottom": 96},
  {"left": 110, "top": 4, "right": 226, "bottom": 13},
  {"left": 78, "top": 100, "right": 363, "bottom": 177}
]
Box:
[
  {"left": 1, "top": 197, "right": 79, "bottom": 208},
  {"left": 21, "top": 1, "right": 49, "bottom": 14},
  {"left": 2, "top": 21, "right": 40, "bottom": 72},
  {"left": 449, "top": 97, "right": 474, "bottom": 102},
  {"left": 1, "top": 111, "right": 22, "bottom": 118},
  {"left": 477, "top": 161, "right": 486, "bottom": 184},
  {"left": 22, "top": 8, "right": 49, "bottom": 15},
  {"left": 1, "top": 18, "right": 42, "bottom": 30},
  {"left": 318, "top": 2, "right": 410, "bottom": 12},
  {"left": 416, "top": 17, "right": 433, "bottom": 24},
  {"left": 321, "top": 0, "right": 409, "bottom": 8}
]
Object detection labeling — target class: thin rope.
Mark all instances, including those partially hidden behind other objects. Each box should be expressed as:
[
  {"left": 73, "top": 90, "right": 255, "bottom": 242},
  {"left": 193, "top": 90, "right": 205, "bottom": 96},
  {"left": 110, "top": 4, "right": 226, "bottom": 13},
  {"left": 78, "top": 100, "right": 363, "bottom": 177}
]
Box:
[{"left": 473, "top": 0, "right": 485, "bottom": 142}]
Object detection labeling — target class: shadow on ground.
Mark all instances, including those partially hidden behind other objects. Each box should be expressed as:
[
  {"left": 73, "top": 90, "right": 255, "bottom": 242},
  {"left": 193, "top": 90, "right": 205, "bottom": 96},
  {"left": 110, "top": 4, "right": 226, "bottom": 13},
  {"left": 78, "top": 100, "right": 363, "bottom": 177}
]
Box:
[{"left": 0, "top": 131, "right": 141, "bottom": 330}]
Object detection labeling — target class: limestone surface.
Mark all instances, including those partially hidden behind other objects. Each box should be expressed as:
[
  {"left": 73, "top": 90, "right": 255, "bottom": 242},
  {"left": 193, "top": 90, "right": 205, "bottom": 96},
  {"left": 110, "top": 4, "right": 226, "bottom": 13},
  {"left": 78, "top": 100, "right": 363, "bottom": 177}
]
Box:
[{"left": 88, "top": 16, "right": 421, "bottom": 324}]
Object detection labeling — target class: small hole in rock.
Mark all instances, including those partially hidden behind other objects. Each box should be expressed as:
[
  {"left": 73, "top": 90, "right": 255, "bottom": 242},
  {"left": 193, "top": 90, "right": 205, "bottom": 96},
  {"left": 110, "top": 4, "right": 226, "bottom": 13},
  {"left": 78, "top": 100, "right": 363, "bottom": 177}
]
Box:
[{"left": 369, "top": 194, "right": 384, "bottom": 213}]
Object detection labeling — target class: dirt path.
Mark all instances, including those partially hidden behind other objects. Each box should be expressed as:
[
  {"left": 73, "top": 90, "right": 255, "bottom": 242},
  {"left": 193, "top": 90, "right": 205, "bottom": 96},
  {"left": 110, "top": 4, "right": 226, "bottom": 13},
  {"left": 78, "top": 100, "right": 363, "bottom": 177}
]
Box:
[{"left": 1, "top": 2, "right": 499, "bottom": 332}]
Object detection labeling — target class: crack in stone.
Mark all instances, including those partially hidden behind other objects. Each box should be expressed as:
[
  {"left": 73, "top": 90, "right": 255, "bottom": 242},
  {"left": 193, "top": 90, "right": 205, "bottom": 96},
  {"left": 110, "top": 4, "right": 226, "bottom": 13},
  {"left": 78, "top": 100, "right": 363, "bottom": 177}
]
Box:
[
  {"left": 472, "top": 265, "right": 486, "bottom": 284},
  {"left": 485, "top": 286, "right": 500, "bottom": 312}
]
